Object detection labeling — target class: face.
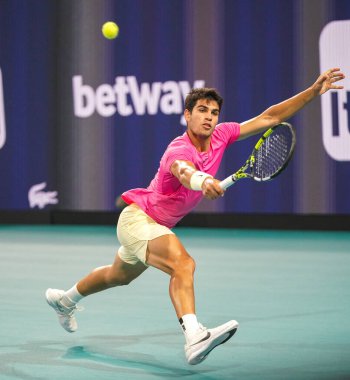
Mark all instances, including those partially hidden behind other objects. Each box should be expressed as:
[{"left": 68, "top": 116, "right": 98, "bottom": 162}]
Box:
[{"left": 184, "top": 99, "right": 220, "bottom": 139}]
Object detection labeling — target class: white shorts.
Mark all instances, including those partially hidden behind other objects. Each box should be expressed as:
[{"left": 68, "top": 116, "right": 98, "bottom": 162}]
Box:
[{"left": 117, "top": 204, "right": 174, "bottom": 266}]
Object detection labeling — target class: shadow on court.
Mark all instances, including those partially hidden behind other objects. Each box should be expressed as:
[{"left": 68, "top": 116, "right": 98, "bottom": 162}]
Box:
[
  {"left": 1, "top": 226, "right": 350, "bottom": 379},
  {"left": 0, "top": 337, "right": 221, "bottom": 380}
]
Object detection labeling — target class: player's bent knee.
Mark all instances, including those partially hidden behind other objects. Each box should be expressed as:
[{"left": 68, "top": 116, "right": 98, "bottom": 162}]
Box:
[{"left": 172, "top": 255, "right": 196, "bottom": 277}]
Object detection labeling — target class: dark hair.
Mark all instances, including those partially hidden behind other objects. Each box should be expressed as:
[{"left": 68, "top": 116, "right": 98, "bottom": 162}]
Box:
[{"left": 185, "top": 88, "right": 223, "bottom": 113}]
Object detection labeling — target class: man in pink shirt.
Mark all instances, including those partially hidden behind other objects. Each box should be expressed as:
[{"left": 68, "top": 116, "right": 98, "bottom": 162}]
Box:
[
  {"left": 122, "top": 120, "right": 240, "bottom": 228},
  {"left": 46, "top": 68, "right": 344, "bottom": 365}
]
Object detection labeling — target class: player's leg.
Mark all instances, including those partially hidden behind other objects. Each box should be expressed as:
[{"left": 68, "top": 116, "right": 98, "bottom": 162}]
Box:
[
  {"left": 46, "top": 252, "right": 148, "bottom": 333},
  {"left": 146, "top": 234, "right": 239, "bottom": 365},
  {"left": 46, "top": 205, "right": 150, "bottom": 333},
  {"left": 146, "top": 233, "right": 195, "bottom": 318},
  {"left": 76, "top": 253, "right": 148, "bottom": 296}
]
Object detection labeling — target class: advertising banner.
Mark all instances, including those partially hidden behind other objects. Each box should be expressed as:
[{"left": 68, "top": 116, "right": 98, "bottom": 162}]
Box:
[{"left": 0, "top": 0, "right": 349, "bottom": 215}]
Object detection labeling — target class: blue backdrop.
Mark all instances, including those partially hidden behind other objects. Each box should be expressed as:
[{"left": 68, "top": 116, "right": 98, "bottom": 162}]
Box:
[{"left": 0, "top": 0, "right": 349, "bottom": 216}]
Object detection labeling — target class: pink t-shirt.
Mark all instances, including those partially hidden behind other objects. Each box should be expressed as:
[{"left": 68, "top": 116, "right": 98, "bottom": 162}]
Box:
[{"left": 122, "top": 122, "right": 240, "bottom": 228}]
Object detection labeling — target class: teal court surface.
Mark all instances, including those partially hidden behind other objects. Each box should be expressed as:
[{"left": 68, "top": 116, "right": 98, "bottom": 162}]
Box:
[{"left": 0, "top": 225, "right": 350, "bottom": 380}]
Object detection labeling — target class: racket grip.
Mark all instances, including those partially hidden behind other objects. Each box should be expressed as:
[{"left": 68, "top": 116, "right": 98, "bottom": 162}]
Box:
[{"left": 219, "top": 175, "right": 236, "bottom": 190}]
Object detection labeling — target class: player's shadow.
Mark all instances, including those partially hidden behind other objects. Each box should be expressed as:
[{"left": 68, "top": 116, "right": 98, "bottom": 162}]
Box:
[{"left": 63, "top": 344, "right": 218, "bottom": 378}]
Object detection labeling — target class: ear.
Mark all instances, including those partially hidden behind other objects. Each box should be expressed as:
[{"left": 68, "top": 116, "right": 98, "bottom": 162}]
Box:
[{"left": 184, "top": 109, "right": 191, "bottom": 122}]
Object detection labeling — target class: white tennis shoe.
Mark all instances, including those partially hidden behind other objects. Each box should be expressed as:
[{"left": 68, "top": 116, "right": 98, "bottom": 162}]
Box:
[
  {"left": 45, "top": 288, "right": 82, "bottom": 333},
  {"left": 185, "top": 320, "right": 238, "bottom": 365}
]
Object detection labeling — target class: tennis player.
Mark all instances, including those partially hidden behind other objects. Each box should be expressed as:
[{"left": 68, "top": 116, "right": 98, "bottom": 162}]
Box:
[{"left": 46, "top": 68, "right": 344, "bottom": 365}]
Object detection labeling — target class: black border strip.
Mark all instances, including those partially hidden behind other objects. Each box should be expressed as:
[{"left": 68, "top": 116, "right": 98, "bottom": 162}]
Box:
[{"left": 0, "top": 210, "right": 349, "bottom": 231}]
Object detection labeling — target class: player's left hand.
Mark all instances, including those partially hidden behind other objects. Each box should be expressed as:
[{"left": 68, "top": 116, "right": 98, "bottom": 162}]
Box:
[{"left": 313, "top": 68, "right": 345, "bottom": 95}]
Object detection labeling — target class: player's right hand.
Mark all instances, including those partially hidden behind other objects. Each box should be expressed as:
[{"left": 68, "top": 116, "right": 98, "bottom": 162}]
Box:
[{"left": 202, "top": 178, "right": 225, "bottom": 200}]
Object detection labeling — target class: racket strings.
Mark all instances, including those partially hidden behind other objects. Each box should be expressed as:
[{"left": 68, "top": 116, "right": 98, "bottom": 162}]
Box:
[{"left": 254, "top": 128, "right": 293, "bottom": 180}]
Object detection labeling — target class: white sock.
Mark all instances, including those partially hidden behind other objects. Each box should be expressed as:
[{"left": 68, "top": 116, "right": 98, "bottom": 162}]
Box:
[
  {"left": 61, "top": 284, "right": 84, "bottom": 307},
  {"left": 179, "top": 314, "right": 200, "bottom": 341}
]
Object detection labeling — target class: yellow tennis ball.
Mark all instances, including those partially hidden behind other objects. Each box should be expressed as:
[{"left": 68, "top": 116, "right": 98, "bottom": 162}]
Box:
[{"left": 102, "top": 21, "right": 119, "bottom": 40}]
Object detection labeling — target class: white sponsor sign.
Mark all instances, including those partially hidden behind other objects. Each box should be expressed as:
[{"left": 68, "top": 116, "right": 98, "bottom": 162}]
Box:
[
  {"left": 72, "top": 76, "right": 205, "bottom": 126},
  {"left": 319, "top": 20, "right": 350, "bottom": 161},
  {"left": 28, "top": 182, "right": 58, "bottom": 209},
  {"left": 0, "top": 68, "right": 6, "bottom": 150}
]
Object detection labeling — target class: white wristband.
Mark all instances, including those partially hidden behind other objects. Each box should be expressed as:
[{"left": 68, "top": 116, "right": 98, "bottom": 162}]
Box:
[{"left": 190, "top": 171, "right": 213, "bottom": 191}]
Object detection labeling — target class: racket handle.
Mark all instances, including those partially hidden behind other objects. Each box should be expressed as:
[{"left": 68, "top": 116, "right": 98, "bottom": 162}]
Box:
[{"left": 219, "top": 175, "right": 236, "bottom": 190}]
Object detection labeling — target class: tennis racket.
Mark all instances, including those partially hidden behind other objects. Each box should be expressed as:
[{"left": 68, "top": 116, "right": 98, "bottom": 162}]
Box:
[{"left": 219, "top": 122, "right": 296, "bottom": 190}]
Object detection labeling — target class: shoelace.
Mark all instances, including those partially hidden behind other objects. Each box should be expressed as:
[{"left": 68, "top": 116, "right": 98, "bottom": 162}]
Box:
[{"left": 57, "top": 300, "right": 84, "bottom": 316}]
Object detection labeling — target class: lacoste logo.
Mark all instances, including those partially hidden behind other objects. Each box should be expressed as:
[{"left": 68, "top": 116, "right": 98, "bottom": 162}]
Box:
[
  {"left": 0, "top": 68, "right": 6, "bottom": 150},
  {"left": 28, "top": 182, "right": 58, "bottom": 209}
]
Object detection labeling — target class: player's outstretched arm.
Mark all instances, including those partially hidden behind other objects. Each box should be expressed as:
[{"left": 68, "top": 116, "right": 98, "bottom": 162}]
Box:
[
  {"left": 171, "top": 160, "right": 224, "bottom": 199},
  {"left": 238, "top": 67, "right": 345, "bottom": 141}
]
